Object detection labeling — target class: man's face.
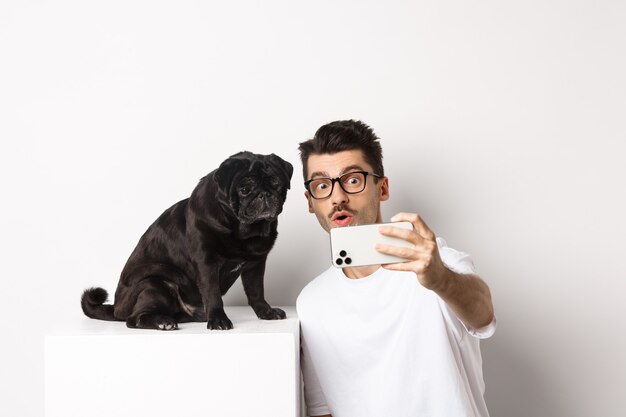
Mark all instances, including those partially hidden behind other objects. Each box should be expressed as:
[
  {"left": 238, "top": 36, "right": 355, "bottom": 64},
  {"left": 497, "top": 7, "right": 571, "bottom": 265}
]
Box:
[{"left": 304, "top": 150, "right": 389, "bottom": 233}]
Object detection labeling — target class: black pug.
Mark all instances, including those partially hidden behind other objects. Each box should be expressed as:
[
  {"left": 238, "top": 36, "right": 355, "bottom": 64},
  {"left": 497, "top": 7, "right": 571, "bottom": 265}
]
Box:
[{"left": 81, "top": 151, "right": 293, "bottom": 330}]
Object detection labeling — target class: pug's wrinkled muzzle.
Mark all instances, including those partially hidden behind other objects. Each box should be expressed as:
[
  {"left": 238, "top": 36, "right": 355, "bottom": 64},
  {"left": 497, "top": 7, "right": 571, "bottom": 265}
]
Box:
[{"left": 241, "top": 192, "right": 281, "bottom": 223}]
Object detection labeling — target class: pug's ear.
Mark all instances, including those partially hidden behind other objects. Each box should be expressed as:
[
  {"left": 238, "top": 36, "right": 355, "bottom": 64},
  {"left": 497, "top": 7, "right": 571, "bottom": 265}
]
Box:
[
  {"left": 268, "top": 153, "right": 294, "bottom": 189},
  {"left": 215, "top": 158, "right": 248, "bottom": 191}
]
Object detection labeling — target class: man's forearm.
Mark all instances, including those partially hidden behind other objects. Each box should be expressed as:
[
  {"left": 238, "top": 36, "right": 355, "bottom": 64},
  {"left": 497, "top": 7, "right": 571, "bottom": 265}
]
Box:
[{"left": 433, "top": 268, "right": 494, "bottom": 330}]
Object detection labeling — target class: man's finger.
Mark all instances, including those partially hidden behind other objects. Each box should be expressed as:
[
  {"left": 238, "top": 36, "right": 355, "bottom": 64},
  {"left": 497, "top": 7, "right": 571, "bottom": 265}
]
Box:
[
  {"left": 374, "top": 243, "right": 418, "bottom": 260},
  {"left": 381, "top": 262, "right": 414, "bottom": 271},
  {"left": 390, "top": 212, "right": 435, "bottom": 241},
  {"left": 378, "top": 225, "right": 423, "bottom": 245}
]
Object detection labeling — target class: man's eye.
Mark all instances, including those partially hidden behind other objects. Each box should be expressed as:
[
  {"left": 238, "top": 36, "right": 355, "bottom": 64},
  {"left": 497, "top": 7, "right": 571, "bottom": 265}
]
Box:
[
  {"left": 346, "top": 176, "right": 361, "bottom": 185},
  {"left": 315, "top": 182, "right": 329, "bottom": 190}
]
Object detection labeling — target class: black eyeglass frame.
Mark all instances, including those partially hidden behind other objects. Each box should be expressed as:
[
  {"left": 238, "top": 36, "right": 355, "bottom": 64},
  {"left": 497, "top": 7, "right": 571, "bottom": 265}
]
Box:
[{"left": 304, "top": 171, "right": 382, "bottom": 200}]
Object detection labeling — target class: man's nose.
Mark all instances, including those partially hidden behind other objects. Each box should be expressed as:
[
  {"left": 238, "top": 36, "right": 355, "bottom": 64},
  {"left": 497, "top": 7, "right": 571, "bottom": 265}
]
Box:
[{"left": 330, "top": 182, "right": 349, "bottom": 205}]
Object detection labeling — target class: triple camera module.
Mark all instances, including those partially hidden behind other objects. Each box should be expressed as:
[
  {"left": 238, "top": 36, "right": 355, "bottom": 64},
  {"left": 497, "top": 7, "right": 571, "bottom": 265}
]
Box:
[{"left": 335, "top": 250, "right": 352, "bottom": 266}]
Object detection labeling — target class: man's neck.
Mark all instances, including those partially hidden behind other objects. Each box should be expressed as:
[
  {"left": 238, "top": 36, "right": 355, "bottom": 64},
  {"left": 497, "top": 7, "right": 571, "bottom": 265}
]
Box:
[{"left": 342, "top": 265, "right": 381, "bottom": 279}]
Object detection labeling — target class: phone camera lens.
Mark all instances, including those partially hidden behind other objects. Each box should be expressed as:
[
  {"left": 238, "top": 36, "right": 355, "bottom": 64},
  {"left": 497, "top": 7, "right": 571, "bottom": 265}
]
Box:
[
  {"left": 336, "top": 258, "right": 343, "bottom": 265},
  {"left": 345, "top": 257, "right": 352, "bottom": 265},
  {"left": 340, "top": 250, "right": 347, "bottom": 257}
]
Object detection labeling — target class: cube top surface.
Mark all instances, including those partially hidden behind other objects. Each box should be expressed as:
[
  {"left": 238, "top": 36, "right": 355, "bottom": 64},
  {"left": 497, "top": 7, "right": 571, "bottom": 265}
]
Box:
[{"left": 47, "top": 306, "right": 298, "bottom": 337}]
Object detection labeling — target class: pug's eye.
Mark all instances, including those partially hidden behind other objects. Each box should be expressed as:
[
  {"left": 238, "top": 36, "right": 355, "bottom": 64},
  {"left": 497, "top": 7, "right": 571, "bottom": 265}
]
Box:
[{"left": 239, "top": 186, "right": 251, "bottom": 196}]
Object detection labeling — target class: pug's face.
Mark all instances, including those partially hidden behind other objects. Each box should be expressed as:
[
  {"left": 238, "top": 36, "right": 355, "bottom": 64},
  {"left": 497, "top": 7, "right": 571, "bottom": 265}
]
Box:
[{"left": 215, "top": 152, "right": 293, "bottom": 224}]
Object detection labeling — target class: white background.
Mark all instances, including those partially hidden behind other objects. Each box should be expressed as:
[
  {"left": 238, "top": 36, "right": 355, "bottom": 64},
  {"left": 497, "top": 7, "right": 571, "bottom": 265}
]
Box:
[{"left": 1, "top": 1, "right": 625, "bottom": 416}]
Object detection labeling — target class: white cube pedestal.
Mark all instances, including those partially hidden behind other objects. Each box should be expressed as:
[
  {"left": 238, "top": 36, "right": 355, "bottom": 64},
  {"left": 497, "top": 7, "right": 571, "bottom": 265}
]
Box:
[{"left": 45, "top": 306, "right": 300, "bottom": 417}]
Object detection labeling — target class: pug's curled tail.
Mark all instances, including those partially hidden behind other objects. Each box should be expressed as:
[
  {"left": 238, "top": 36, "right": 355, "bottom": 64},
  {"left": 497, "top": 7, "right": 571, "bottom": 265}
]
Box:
[{"left": 81, "top": 287, "right": 117, "bottom": 321}]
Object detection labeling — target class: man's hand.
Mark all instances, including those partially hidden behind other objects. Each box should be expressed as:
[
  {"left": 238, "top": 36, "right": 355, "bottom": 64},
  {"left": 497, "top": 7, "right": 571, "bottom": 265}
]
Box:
[
  {"left": 375, "top": 212, "right": 494, "bottom": 330},
  {"left": 375, "top": 212, "right": 447, "bottom": 291}
]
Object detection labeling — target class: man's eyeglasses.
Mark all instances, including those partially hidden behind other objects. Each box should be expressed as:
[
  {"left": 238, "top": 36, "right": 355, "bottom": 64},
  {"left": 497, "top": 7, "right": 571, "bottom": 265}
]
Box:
[{"left": 304, "top": 171, "right": 382, "bottom": 200}]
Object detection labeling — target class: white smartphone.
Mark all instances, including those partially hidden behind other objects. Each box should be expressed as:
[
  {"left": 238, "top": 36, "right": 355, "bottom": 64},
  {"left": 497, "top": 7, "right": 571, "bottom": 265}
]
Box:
[{"left": 329, "top": 221, "right": 414, "bottom": 268}]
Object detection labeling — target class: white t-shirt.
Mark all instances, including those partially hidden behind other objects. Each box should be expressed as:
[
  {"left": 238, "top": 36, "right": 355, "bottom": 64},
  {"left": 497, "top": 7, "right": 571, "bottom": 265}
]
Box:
[{"left": 296, "top": 237, "right": 496, "bottom": 417}]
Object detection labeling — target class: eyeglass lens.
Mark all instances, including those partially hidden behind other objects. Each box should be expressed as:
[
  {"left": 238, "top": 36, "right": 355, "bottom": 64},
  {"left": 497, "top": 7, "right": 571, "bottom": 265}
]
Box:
[{"left": 309, "top": 172, "right": 366, "bottom": 198}]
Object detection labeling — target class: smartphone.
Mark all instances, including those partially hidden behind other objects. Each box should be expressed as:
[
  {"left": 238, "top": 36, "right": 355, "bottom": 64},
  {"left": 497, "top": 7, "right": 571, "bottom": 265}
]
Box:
[{"left": 329, "top": 221, "right": 414, "bottom": 268}]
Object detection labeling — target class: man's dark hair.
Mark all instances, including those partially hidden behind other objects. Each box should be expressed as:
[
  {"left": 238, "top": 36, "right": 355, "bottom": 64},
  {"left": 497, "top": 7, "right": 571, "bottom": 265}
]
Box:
[{"left": 298, "top": 119, "right": 384, "bottom": 181}]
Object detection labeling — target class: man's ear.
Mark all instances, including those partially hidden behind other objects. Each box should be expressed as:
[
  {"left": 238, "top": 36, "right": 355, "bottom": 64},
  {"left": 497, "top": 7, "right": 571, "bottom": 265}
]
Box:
[
  {"left": 379, "top": 176, "right": 390, "bottom": 202},
  {"left": 304, "top": 191, "right": 314, "bottom": 213}
]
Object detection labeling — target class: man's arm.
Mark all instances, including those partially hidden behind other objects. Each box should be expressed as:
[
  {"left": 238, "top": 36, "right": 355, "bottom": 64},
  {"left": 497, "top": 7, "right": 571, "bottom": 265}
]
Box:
[
  {"left": 376, "top": 212, "right": 494, "bottom": 330},
  {"left": 431, "top": 269, "right": 494, "bottom": 329}
]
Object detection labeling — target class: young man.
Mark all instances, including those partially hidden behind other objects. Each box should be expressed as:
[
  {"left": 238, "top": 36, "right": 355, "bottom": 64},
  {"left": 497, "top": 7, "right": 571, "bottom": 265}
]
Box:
[{"left": 296, "top": 120, "right": 496, "bottom": 417}]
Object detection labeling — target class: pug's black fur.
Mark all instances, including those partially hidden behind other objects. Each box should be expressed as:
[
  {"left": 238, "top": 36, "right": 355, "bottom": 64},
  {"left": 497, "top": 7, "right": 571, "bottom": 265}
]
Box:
[{"left": 81, "top": 151, "right": 293, "bottom": 330}]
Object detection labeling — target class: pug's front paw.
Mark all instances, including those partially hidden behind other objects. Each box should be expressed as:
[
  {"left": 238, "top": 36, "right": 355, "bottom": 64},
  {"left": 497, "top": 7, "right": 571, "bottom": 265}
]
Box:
[
  {"left": 254, "top": 306, "right": 286, "bottom": 320},
  {"left": 207, "top": 314, "right": 233, "bottom": 330}
]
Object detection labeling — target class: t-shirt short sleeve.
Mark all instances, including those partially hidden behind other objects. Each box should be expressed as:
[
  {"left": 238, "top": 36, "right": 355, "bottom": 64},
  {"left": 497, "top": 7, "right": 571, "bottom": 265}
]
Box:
[
  {"left": 464, "top": 315, "right": 497, "bottom": 339},
  {"left": 436, "top": 237, "right": 476, "bottom": 275}
]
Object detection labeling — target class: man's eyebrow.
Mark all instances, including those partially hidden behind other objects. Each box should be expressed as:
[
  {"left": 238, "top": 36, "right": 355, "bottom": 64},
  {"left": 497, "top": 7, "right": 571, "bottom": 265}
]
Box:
[
  {"left": 340, "top": 165, "right": 366, "bottom": 175},
  {"left": 309, "top": 165, "right": 366, "bottom": 179}
]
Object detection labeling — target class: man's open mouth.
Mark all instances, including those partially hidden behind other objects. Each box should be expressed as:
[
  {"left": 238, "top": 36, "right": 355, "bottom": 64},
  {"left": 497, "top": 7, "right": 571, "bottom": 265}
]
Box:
[{"left": 332, "top": 212, "right": 353, "bottom": 226}]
